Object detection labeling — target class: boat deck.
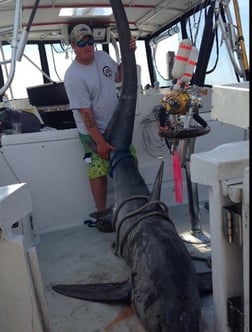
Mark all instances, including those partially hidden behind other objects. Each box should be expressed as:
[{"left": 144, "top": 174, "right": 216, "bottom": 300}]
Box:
[{"left": 37, "top": 202, "right": 214, "bottom": 332}]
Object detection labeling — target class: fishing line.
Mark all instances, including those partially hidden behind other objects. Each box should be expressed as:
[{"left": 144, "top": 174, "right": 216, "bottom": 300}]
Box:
[
  {"left": 141, "top": 113, "right": 170, "bottom": 159},
  {"left": 50, "top": 44, "right": 62, "bottom": 81},
  {"left": 188, "top": 0, "right": 208, "bottom": 46}
]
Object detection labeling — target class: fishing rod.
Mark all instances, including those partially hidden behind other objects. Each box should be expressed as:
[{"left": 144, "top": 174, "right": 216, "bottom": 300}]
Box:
[{"left": 232, "top": 0, "right": 249, "bottom": 81}]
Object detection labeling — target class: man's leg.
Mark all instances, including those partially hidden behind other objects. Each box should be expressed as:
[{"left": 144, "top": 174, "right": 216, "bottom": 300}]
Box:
[
  {"left": 90, "top": 175, "right": 107, "bottom": 211},
  {"left": 90, "top": 175, "right": 113, "bottom": 233}
]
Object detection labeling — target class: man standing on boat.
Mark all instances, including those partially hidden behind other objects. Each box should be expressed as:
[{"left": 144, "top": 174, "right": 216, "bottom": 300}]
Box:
[{"left": 64, "top": 24, "right": 137, "bottom": 231}]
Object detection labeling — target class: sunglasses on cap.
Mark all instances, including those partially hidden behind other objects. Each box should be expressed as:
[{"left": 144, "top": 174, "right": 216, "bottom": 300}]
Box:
[{"left": 76, "top": 37, "right": 95, "bottom": 48}]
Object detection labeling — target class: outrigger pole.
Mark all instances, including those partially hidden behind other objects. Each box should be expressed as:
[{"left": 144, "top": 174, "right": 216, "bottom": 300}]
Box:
[{"left": 232, "top": 0, "right": 250, "bottom": 81}]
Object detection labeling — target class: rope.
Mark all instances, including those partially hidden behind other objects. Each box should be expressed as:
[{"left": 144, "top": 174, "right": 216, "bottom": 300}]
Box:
[
  {"left": 109, "top": 149, "right": 135, "bottom": 178},
  {"left": 112, "top": 196, "right": 174, "bottom": 257}
]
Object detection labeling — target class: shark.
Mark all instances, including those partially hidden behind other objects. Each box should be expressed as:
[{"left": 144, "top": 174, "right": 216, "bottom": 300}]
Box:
[{"left": 52, "top": 0, "right": 211, "bottom": 331}]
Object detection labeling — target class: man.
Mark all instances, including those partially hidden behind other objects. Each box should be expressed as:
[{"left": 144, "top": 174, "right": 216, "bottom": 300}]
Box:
[{"left": 64, "top": 24, "right": 137, "bottom": 229}]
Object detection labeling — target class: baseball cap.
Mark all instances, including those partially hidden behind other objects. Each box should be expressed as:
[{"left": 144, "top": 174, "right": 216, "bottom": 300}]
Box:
[{"left": 70, "top": 24, "right": 93, "bottom": 43}]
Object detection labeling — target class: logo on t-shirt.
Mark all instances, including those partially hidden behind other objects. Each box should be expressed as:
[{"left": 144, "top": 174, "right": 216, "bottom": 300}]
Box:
[{"left": 103, "top": 66, "right": 112, "bottom": 77}]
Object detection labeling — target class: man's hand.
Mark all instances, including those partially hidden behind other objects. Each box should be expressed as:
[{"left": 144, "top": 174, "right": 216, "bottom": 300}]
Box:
[
  {"left": 80, "top": 107, "right": 116, "bottom": 160},
  {"left": 129, "top": 36, "right": 136, "bottom": 50},
  {"left": 96, "top": 140, "right": 116, "bottom": 160}
]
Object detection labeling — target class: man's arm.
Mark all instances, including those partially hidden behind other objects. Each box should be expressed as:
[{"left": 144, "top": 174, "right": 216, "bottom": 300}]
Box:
[
  {"left": 79, "top": 107, "right": 114, "bottom": 160},
  {"left": 115, "top": 63, "right": 123, "bottom": 83}
]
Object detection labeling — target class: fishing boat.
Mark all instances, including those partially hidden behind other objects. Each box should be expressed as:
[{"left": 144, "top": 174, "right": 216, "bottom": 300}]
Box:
[{"left": 0, "top": 0, "right": 249, "bottom": 331}]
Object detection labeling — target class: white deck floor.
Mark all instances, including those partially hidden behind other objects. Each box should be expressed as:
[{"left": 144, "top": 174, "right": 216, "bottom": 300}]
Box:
[{"left": 37, "top": 202, "right": 214, "bottom": 332}]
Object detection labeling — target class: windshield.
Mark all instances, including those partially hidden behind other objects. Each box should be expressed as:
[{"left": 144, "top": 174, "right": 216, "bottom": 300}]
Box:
[
  {"left": 0, "top": 0, "right": 249, "bottom": 100},
  {"left": 149, "top": 0, "right": 249, "bottom": 87}
]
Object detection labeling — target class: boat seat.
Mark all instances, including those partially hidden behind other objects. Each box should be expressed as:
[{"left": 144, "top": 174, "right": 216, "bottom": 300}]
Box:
[
  {"left": 0, "top": 182, "right": 47, "bottom": 332},
  {"left": 0, "top": 183, "right": 38, "bottom": 245}
]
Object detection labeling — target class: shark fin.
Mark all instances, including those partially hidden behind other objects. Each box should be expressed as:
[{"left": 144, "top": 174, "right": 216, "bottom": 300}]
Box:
[{"left": 52, "top": 280, "right": 132, "bottom": 303}]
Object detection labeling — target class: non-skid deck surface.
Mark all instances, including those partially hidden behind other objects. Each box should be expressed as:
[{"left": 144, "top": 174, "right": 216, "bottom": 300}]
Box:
[{"left": 37, "top": 203, "right": 214, "bottom": 332}]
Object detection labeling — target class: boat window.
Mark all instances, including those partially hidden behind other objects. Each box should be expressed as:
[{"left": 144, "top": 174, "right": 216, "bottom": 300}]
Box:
[
  {"left": 150, "top": 25, "right": 242, "bottom": 87},
  {"left": 149, "top": 3, "right": 249, "bottom": 87},
  {"left": 45, "top": 43, "right": 73, "bottom": 82},
  {"left": 1, "top": 0, "right": 248, "bottom": 102},
  {"left": 150, "top": 32, "right": 179, "bottom": 88},
  {"left": 1, "top": 41, "right": 106, "bottom": 100},
  {"left": 109, "top": 40, "right": 150, "bottom": 90},
  {"left": 1, "top": 44, "right": 43, "bottom": 100},
  {"left": 1, "top": 39, "right": 151, "bottom": 100}
]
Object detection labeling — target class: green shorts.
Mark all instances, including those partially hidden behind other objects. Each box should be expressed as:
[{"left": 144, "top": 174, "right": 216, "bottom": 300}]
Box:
[{"left": 79, "top": 133, "right": 137, "bottom": 180}]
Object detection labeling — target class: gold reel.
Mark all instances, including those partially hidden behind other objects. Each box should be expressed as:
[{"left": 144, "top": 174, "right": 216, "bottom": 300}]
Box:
[{"left": 161, "top": 90, "right": 190, "bottom": 115}]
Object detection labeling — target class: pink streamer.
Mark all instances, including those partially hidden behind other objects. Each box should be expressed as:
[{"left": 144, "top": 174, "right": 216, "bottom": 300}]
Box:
[{"left": 173, "top": 151, "right": 183, "bottom": 203}]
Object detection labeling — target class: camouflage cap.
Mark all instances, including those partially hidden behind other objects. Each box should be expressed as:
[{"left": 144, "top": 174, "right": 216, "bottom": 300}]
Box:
[{"left": 70, "top": 24, "right": 93, "bottom": 43}]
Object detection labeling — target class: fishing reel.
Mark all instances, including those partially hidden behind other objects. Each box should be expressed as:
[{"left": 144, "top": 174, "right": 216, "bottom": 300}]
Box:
[
  {"left": 158, "top": 85, "right": 210, "bottom": 141},
  {"left": 161, "top": 89, "right": 190, "bottom": 115},
  {"left": 140, "top": 85, "right": 210, "bottom": 160},
  {"left": 157, "top": 38, "right": 209, "bottom": 140}
]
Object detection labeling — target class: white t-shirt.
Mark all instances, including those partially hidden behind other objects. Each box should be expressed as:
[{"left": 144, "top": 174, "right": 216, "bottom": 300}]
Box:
[{"left": 64, "top": 51, "right": 119, "bottom": 134}]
